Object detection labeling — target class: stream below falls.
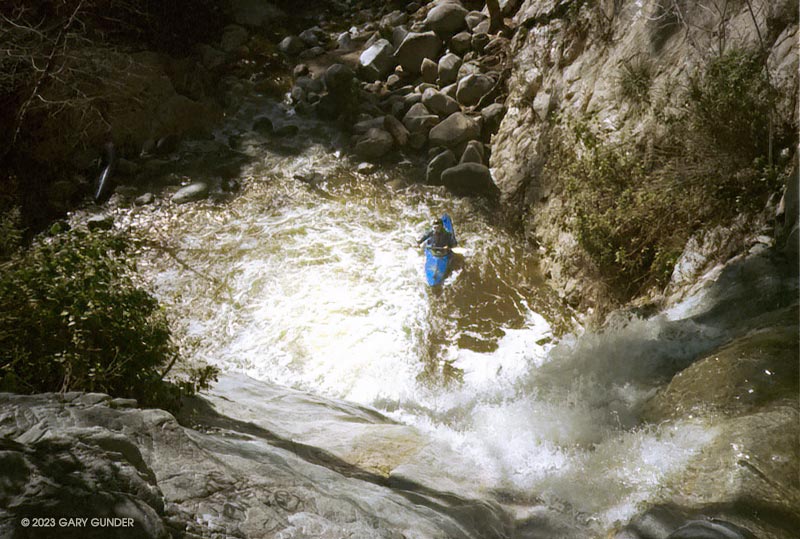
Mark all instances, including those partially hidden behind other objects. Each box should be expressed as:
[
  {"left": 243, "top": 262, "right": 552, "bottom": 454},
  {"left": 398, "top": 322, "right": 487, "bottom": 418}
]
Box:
[{"left": 82, "top": 95, "right": 798, "bottom": 537}]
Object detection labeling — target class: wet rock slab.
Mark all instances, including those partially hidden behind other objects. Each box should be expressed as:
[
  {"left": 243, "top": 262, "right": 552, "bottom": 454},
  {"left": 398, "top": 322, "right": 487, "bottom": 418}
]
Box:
[{"left": 0, "top": 374, "right": 511, "bottom": 539}]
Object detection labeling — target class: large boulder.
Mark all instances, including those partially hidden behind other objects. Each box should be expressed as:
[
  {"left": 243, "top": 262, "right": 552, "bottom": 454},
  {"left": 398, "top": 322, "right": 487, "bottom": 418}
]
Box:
[
  {"left": 359, "top": 39, "right": 396, "bottom": 81},
  {"left": 456, "top": 73, "right": 494, "bottom": 106},
  {"left": 394, "top": 32, "right": 442, "bottom": 74},
  {"left": 425, "top": 2, "right": 468, "bottom": 37},
  {"left": 354, "top": 128, "right": 394, "bottom": 160},
  {"left": 426, "top": 149, "right": 457, "bottom": 184},
  {"left": 428, "top": 112, "right": 480, "bottom": 149},
  {"left": 438, "top": 53, "right": 463, "bottom": 86},
  {"left": 422, "top": 88, "right": 461, "bottom": 118},
  {"left": 440, "top": 162, "right": 497, "bottom": 195}
]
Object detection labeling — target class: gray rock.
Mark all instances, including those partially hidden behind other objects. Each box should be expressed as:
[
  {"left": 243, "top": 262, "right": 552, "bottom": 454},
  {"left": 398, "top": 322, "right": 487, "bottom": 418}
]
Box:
[
  {"left": 460, "top": 140, "right": 485, "bottom": 164},
  {"left": 429, "top": 112, "right": 480, "bottom": 149},
  {"left": 471, "top": 31, "right": 490, "bottom": 52},
  {"left": 135, "top": 192, "right": 154, "bottom": 206},
  {"left": 403, "top": 92, "right": 423, "bottom": 110},
  {"left": 481, "top": 103, "right": 506, "bottom": 137},
  {"left": 392, "top": 26, "right": 410, "bottom": 49},
  {"left": 395, "top": 31, "right": 442, "bottom": 74},
  {"left": 354, "top": 116, "right": 387, "bottom": 134},
  {"left": 441, "top": 82, "right": 458, "bottom": 99},
  {"left": 422, "top": 88, "right": 461, "bottom": 118},
  {"left": 299, "top": 27, "right": 323, "bottom": 47},
  {"left": 323, "top": 63, "right": 356, "bottom": 96},
  {"left": 465, "top": 11, "right": 488, "bottom": 31},
  {"left": 440, "top": 162, "right": 496, "bottom": 194},
  {"left": 292, "top": 64, "right": 308, "bottom": 79},
  {"left": 426, "top": 149, "right": 457, "bottom": 184},
  {"left": 357, "top": 162, "right": 377, "bottom": 174},
  {"left": 380, "top": 10, "right": 408, "bottom": 35},
  {"left": 220, "top": 24, "right": 249, "bottom": 52},
  {"left": 359, "top": 39, "right": 397, "bottom": 81},
  {"left": 421, "top": 58, "right": 439, "bottom": 84},
  {"left": 438, "top": 53, "right": 463, "bottom": 86},
  {"left": 290, "top": 85, "right": 305, "bottom": 103},
  {"left": 473, "top": 19, "right": 491, "bottom": 34},
  {"left": 456, "top": 73, "right": 494, "bottom": 106},
  {"left": 354, "top": 128, "right": 394, "bottom": 160},
  {"left": 450, "top": 31, "right": 472, "bottom": 55},
  {"left": 402, "top": 103, "right": 440, "bottom": 135},
  {"left": 425, "top": 2, "right": 468, "bottom": 37},
  {"left": 457, "top": 61, "right": 481, "bottom": 79},
  {"left": 172, "top": 182, "right": 209, "bottom": 204},
  {"left": 533, "top": 91, "right": 553, "bottom": 120},
  {"left": 278, "top": 35, "right": 305, "bottom": 56},
  {"left": 295, "top": 75, "right": 324, "bottom": 93},
  {"left": 384, "top": 114, "right": 411, "bottom": 146},
  {"left": 299, "top": 46, "right": 325, "bottom": 59},
  {"left": 337, "top": 31, "right": 354, "bottom": 50},
  {"left": 87, "top": 215, "right": 113, "bottom": 231}
]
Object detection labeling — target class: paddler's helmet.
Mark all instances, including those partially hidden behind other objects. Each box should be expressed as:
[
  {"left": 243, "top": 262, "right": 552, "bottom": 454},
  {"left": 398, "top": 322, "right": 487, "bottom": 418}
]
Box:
[{"left": 432, "top": 218, "right": 443, "bottom": 229}]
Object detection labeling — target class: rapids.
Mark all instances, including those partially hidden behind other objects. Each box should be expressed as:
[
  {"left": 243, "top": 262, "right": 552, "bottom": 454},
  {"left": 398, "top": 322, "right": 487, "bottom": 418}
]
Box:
[{"left": 85, "top": 95, "right": 796, "bottom": 536}]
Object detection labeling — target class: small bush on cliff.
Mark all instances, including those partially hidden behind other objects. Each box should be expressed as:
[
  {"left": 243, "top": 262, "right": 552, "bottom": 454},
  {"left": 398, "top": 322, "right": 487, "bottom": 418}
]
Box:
[
  {"left": 0, "top": 224, "right": 217, "bottom": 410},
  {"left": 544, "top": 47, "right": 786, "bottom": 301}
]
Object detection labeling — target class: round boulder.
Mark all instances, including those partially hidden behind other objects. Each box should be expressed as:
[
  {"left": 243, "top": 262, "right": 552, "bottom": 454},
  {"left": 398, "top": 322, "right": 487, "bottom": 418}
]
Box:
[
  {"left": 279, "top": 35, "right": 305, "bottom": 56},
  {"left": 354, "top": 128, "right": 394, "bottom": 160},
  {"left": 422, "top": 88, "right": 461, "bottom": 118},
  {"left": 456, "top": 73, "right": 494, "bottom": 106},
  {"left": 440, "top": 162, "right": 497, "bottom": 195},
  {"left": 428, "top": 112, "right": 480, "bottom": 149},
  {"left": 438, "top": 53, "right": 463, "bottom": 86},
  {"left": 425, "top": 3, "right": 468, "bottom": 37},
  {"left": 426, "top": 149, "right": 457, "bottom": 184}
]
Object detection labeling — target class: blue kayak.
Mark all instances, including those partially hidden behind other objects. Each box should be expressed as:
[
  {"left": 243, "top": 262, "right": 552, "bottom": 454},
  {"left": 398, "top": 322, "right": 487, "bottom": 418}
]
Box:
[{"left": 424, "top": 214, "right": 455, "bottom": 286}]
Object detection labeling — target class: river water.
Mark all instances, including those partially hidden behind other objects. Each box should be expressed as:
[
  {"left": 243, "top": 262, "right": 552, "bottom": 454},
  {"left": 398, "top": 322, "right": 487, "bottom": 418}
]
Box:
[{"left": 97, "top": 95, "right": 791, "bottom": 535}]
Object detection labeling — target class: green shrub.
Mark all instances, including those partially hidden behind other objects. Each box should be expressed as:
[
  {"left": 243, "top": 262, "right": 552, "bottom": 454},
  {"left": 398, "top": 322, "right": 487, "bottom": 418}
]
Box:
[
  {"left": 0, "top": 226, "right": 217, "bottom": 410},
  {"left": 618, "top": 55, "right": 653, "bottom": 105},
  {"left": 543, "top": 48, "right": 785, "bottom": 302},
  {"left": 687, "top": 49, "right": 773, "bottom": 161}
]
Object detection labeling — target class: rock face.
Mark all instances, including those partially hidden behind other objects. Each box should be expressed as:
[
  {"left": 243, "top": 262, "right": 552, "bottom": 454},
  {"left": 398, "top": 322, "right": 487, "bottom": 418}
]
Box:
[
  {"left": 0, "top": 375, "right": 511, "bottom": 539},
  {"left": 490, "top": 0, "right": 799, "bottom": 308}
]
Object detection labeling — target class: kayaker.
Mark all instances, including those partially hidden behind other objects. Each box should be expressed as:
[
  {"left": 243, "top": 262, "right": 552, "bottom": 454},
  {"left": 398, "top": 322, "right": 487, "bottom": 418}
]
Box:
[{"left": 418, "top": 218, "right": 457, "bottom": 251}]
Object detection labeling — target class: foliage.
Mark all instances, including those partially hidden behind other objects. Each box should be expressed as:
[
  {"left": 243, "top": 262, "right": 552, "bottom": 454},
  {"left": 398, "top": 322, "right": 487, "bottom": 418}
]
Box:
[
  {"left": 687, "top": 49, "right": 773, "bottom": 161},
  {"left": 0, "top": 226, "right": 218, "bottom": 411},
  {"left": 544, "top": 48, "right": 785, "bottom": 300},
  {"left": 617, "top": 55, "right": 653, "bottom": 105}
]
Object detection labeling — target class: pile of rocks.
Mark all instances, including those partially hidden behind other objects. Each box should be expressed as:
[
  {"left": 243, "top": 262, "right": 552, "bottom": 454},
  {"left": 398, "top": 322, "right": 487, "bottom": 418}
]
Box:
[{"left": 282, "top": 0, "right": 514, "bottom": 196}]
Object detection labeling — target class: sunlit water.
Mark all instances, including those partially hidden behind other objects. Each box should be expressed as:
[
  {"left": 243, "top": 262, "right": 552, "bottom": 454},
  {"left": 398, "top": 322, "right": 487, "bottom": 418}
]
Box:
[{"left": 94, "top": 97, "right": 736, "bottom": 534}]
